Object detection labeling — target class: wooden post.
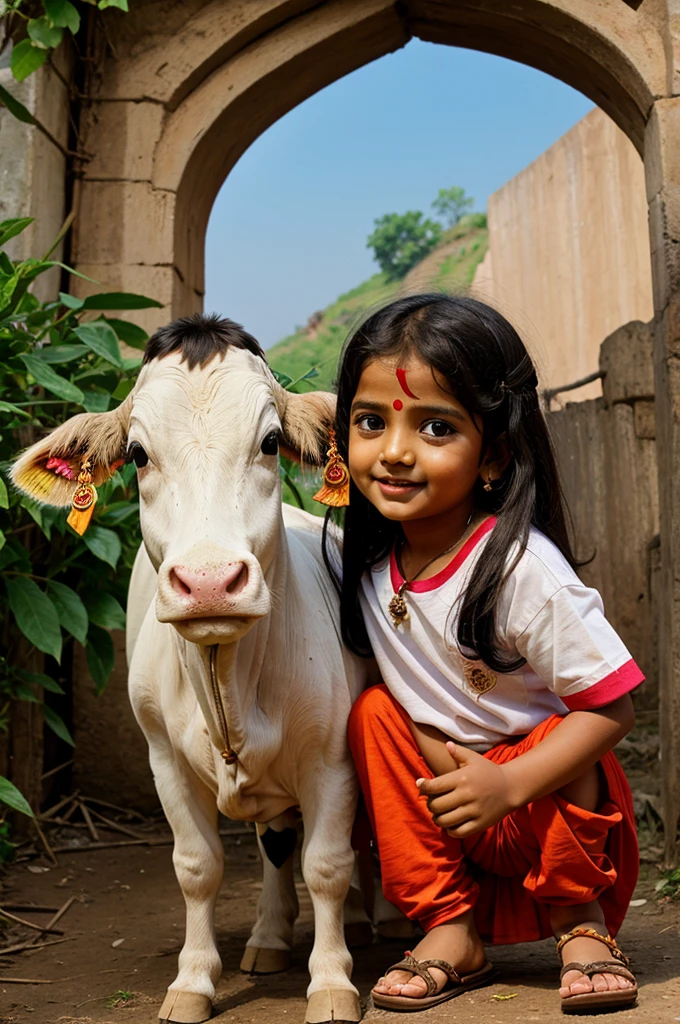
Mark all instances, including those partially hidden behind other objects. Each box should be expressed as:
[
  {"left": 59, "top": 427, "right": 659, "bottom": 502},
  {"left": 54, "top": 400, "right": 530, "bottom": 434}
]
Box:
[{"left": 645, "top": 97, "right": 680, "bottom": 864}]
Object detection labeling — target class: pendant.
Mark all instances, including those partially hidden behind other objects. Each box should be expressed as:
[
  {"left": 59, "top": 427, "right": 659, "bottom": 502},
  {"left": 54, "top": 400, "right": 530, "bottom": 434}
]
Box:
[
  {"left": 463, "top": 661, "right": 497, "bottom": 696},
  {"left": 388, "top": 585, "right": 409, "bottom": 627}
]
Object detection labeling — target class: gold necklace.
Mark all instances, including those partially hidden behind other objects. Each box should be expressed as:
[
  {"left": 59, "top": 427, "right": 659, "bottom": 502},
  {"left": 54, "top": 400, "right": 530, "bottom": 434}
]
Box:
[{"left": 388, "top": 510, "right": 476, "bottom": 628}]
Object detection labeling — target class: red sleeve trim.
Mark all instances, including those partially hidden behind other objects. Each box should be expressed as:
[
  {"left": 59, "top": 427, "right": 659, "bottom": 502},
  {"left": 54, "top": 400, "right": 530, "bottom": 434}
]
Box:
[{"left": 561, "top": 658, "right": 645, "bottom": 711}]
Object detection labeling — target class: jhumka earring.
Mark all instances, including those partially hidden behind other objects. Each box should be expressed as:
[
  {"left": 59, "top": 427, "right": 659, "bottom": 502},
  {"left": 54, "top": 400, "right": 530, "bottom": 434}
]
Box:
[
  {"left": 313, "top": 429, "right": 350, "bottom": 507},
  {"left": 67, "top": 458, "right": 98, "bottom": 535}
]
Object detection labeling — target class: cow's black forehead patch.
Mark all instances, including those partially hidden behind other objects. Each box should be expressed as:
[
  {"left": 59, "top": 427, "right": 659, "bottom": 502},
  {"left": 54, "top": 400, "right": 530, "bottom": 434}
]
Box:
[{"left": 143, "top": 313, "right": 265, "bottom": 371}]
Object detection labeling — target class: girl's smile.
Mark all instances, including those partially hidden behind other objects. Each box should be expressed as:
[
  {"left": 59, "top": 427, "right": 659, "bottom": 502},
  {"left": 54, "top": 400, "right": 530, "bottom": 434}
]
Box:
[{"left": 348, "top": 355, "right": 485, "bottom": 542}]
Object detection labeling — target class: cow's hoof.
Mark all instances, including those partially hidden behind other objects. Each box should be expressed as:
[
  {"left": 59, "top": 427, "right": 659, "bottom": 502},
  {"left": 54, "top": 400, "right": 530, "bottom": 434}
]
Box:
[
  {"left": 158, "top": 989, "right": 212, "bottom": 1024},
  {"left": 306, "top": 988, "right": 362, "bottom": 1023},
  {"left": 240, "top": 944, "right": 291, "bottom": 974},
  {"left": 344, "top": 920, "right": 374, "bottom": 948},
  {"left": 376, "top": 917, "right": 414, "bottom": 941}
]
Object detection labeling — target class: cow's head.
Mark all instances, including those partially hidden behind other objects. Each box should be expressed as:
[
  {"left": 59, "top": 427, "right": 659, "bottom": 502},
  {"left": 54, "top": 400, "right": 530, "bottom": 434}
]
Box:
[{"left": 11, "top": 314, "right": 335, "bottom": 645}]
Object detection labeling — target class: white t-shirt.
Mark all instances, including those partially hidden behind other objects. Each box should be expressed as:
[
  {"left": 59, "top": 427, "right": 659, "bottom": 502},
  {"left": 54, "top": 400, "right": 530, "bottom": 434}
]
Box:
[{"left": 359, "top": 518, "right": 643, "bottom": 751}]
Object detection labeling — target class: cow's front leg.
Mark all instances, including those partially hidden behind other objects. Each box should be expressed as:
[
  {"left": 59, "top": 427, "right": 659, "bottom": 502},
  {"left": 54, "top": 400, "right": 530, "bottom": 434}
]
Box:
[
  {"left": 152, "top": 744, "right": 223, "bottom": 1024},
  {"left": 300, "top": 768, "right": 361, "bottom": 1024},
  {"left": 241, "top": 813, "right": 299, "bottom": 973}
]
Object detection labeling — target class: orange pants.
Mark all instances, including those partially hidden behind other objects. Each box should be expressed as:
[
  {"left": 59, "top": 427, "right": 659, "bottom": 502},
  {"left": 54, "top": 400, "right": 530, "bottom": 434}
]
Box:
[{"left": 348, "top": 684, "right": 638, "bottom": 944}]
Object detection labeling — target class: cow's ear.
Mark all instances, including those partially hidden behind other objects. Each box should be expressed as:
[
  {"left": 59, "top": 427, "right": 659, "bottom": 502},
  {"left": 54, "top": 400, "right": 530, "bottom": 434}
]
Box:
[
  {"left": 274, "top": 384, "right": 336, "bottom": 465},
  {"left": 10, "top": 394, "right": 132, "bottom": 507}
]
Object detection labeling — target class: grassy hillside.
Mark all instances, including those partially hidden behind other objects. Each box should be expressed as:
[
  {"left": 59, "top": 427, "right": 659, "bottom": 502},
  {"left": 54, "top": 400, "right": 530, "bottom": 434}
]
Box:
[{"left": 268, "top": 216, "right": 488, "bottom": 392}]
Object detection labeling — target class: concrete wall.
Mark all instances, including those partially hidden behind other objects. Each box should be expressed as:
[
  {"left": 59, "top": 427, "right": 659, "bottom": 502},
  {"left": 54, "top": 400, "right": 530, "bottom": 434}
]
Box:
[
  {"left": 548, "top": 320, "right": 659, "bottom": 707},
  {"left": 474, "top": 107, "right": 654, "bottom": 403}
]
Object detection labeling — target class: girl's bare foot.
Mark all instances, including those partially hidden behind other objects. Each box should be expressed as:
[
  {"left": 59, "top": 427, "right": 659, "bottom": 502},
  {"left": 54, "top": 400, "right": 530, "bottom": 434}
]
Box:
[{"left": 372, "top": 910, "right": 486, "bottom": 1000}]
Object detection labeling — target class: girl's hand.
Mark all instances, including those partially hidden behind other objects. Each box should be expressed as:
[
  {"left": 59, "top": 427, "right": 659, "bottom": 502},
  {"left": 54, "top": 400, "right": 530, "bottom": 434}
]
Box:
[{"left": 417, "top": 741, "right": 515, "bottom": 837}]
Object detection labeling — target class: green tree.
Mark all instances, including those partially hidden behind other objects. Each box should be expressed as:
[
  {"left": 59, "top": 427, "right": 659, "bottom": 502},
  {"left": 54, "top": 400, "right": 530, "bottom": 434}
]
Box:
[
  {"left": 367, "top": 211, "right": 442, "bottom": 281},
  {"left": 431, "top": 186, "right": 474, "bottom": 229}
]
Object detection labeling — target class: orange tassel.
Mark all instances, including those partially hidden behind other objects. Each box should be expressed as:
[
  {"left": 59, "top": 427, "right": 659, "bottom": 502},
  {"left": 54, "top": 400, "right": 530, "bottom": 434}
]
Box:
[
  {"left": 67, "top": 459, "right": 97, "bottom": 535},
  {"left": 313, "top": 429, "right": 350, "bottom": 508}
]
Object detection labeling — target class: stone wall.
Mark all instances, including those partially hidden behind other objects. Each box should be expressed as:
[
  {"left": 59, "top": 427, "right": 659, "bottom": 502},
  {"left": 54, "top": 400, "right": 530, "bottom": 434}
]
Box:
[
  {"left": 548, "top": 320, "right": 659, "bottom": 707},
  {"left": 474, "top": 107, "right": 654, "bottom": 403}
]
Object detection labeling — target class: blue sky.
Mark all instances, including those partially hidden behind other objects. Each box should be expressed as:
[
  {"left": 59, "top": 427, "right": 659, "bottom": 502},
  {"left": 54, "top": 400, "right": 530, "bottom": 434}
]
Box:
[{"left": 205, "top": 40, "right": 593, "bottom": 349}]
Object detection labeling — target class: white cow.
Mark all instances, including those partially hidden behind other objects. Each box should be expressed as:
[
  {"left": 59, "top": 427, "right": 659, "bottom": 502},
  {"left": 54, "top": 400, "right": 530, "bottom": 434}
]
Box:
[{"left": 12, "top": 316, "right": 366, "bottom": 1024}]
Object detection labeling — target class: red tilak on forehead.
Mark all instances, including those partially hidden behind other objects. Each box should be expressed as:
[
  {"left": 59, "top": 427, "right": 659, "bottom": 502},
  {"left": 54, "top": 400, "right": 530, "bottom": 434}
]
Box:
[{"left": 396, "top": 367, "right": 419, "bottom": 399}]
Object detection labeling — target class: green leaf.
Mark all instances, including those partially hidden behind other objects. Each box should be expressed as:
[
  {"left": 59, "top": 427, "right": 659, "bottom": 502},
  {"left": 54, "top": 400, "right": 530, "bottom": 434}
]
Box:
[
  {"left": 105, "top": 318, "right": 148, "bottom": 350},
  {"left": 0, "top": 776, "right": 33, "bottom": 817},
  {"left": 0, "top": 401, "right": 30, "bottom": 418},
  {"left": 20, "top": 496, "right": 43, "bottom": 530},
  {"left": 42, "top": 705, "right": 74, "bottom": 746},
  {"left": 81, "top": 292, "right": 162, "bottom": 311},
  {"left": 82, "top": 589, "right": 125, "bottom": 631},
  {"left": 43, "top": 0, "right": 80, "bottom": 33},
  {"left": 39, "top": 344, "right": 89, "bottom": 364},
  {"left": 111, "top": 377, "right": 135, "bottom": 401},
  {"left": 80, "top": 391, "right": 110, "bottom": 413},
  {"left": 5, "top": 577, "right": 62, "bottom": 663},
  {"left": 59, "top": 292, "right": 84, "bottom": 310},
  {"left": 27, "top": 16, "right": 64, "bottom": 49},
  {"left": 20, "top": 353, "right": 84, "bottom": 404},
  {"left": 46, "top": 580, "right": 88, "bottom": 645},
  {"left": 11, "top": 39, "right": 49, "bottom": 82},
  {"left": 16, "top": 669, "right": 65, "bottom": 695},
  {"left": 73, "top": 321, "right": 122, "bottom": 367},
  {"left": 0, "top": 531, "right": 5, "bottom": 553},
  {"left": 80, "top": 525, "right": 121, "bottom": 568},
  {"left": 86, "top": 624, "right": 115, "bottom": 694},
  {"left": 0, "top": 477, "right": 8, "bottom": 510},
  {"left": 0, "top": 215, "right": 34, "bottom": 246},
  {"left": 98, "top": 0, "right": 128, "bottom": 9},
  {"left": 15, "top": 683, "right": 40, "bottom": 703}
]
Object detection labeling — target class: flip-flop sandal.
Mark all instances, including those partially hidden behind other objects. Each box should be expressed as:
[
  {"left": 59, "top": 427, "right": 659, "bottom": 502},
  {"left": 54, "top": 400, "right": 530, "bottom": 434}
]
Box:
[
  {"left": 556, "top": 928, "right": 638, "bottom": 1014},
  {"left": 371, "top": 950, "right": 495, "bottom": 1011}
]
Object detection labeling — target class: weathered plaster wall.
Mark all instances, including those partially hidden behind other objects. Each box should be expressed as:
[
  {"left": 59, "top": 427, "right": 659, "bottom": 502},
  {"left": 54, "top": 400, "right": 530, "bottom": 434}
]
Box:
[
  {"left": 474, "top": 107, "right": 654, "bottom": 402},
  {"left": 0, "top": 50, "right": 70, "bottom": 300}
]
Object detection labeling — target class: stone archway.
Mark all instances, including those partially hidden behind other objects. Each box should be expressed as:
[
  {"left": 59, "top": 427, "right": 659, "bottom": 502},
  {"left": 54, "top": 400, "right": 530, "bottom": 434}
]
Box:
[{"left": 73, "top": 0, "right": 680, "bottom": 860}]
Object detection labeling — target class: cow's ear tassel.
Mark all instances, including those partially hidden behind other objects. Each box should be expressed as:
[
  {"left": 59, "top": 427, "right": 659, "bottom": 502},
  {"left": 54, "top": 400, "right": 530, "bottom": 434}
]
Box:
[
  {"left": 67, "top": 458, "right": 98, "bottom": 535},
  {"left": 313, "top": 429, "right": 350, "bottom": 508}
]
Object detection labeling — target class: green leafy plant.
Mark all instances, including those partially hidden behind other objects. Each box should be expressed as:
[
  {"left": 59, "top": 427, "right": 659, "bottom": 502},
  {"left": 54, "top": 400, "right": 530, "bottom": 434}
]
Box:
[
  {"left": 0, "top": 215, "right": 161, "bottom": 817},
  {"left": 367, "top": 211, "right": 442, "bottom": 281},
  {"left": 655, "top": 866, "right": 680, "bottom": 901},
  {"left": 2, "top": 0, "right": 129, "bottom": 83}
]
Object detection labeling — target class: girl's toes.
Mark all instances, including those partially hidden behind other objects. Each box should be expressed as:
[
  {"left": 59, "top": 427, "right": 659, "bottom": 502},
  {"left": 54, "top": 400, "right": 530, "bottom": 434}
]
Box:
[
  {"left": 591, "top": 973, "right": 609, "bottom": 993},
  {"left": 560, "top": 970, "right": 593, "bottom": 997},
  {"left": 617, "top": 975, "right": 633, "bottom": 990},
  {"left": 398, "top": 979, "right": 429, "bottom": 998}
]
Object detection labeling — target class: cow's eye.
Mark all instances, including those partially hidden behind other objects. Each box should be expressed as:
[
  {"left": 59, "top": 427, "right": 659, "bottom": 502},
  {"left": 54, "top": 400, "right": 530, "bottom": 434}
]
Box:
[
  {"left": 260, "top": 431, "right": 279, "bottom": 456},
  {"left": 126, "top": 442, "right": 149, "bottom": 468}
]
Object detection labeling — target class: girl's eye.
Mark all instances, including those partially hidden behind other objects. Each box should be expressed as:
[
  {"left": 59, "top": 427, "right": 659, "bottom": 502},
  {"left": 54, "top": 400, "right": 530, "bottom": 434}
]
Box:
[
  {"left": 356, "top": 414, "right": 385, "bottom": 432},
  {"left": 126, "top": 441, "right": 149, "bottom": 468},
  {"left": 260, "top": 431, "right": 279, "bottom": 456},
  {"left": 422, "top": 420, "right": 455, "bottom": 438}
]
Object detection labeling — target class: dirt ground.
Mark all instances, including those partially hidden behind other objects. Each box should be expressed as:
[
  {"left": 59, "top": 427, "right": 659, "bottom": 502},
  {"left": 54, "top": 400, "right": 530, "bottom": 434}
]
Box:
[{"left": 0, "top": 821, "right": 679, "bottom": 1024}]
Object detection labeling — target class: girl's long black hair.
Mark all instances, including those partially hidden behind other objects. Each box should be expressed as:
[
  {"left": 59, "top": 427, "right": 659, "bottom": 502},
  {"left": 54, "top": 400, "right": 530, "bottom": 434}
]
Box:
[{"left": 323, "top": 293, "right": 577, "bottom": 673}]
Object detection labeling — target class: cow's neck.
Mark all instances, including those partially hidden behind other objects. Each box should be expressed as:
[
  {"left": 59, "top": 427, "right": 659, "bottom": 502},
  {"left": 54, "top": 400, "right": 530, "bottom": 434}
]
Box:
[{"left": 190, "top": 515, "right": 292, "bottom": 767}]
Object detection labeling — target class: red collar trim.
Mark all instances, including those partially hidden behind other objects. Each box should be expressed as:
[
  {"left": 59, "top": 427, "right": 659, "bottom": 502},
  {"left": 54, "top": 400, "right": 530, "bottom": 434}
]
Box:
[{"left": 389, "top": 516, "right": 497, "bottom": 594}]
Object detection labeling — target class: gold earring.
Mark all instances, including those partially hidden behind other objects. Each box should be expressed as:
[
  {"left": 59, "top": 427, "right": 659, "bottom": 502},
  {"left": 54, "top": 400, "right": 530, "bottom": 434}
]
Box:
[
  {"left": 313, "top": 429, "right": 350, "bottom": 507},
  {"left": 483, "top": 478, "right": 493, "bottom": 492},
  {"left": 67, "top": 458, "right": 98, "bottom": 535}
]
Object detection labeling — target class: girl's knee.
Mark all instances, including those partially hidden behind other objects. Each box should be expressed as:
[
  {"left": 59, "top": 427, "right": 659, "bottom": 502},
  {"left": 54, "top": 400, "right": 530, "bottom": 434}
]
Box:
[{"left": 557, "top": 762, "right": 605, "bottom": 812}]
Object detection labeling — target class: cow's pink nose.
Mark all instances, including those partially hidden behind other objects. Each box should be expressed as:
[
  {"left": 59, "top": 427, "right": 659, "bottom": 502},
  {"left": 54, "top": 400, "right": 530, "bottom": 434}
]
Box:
[{"left": 169, "top": 563, "right": 249, "bottom": 600}]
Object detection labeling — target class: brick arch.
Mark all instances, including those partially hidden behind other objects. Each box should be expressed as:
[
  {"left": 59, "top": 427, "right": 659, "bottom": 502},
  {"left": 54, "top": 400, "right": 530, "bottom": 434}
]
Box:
[{"left": 77, "top": 0, "right": 680, "bottom": 860}]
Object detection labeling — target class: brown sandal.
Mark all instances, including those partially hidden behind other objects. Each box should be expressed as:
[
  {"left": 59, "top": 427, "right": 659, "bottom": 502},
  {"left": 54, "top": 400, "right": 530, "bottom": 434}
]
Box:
[
  {"left": 371, "top": 950, "right": 495, "bottom": 1012},
  {"left": 556, "top": 928, "right": 638, "bottom": 1014}
]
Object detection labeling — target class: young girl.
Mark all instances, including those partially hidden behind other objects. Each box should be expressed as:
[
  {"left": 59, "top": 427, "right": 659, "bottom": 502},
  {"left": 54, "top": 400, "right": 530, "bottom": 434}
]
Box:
[{"left": 324, "top": 294, "right": 641, "bottom": 1014}]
